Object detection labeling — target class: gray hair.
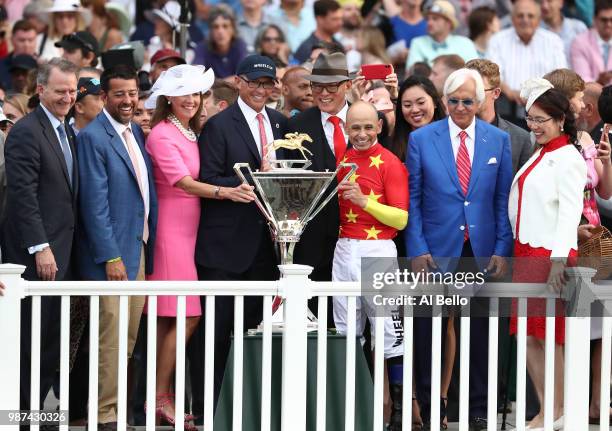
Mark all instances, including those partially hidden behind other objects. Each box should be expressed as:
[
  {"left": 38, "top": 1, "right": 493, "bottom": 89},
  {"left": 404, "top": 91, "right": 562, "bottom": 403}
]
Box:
[
  {"left": 443, "top": 68, "right": 486, "bottom": 103},
  {"left": 37, "top": 58, "right": 78, "bottom": 86}
]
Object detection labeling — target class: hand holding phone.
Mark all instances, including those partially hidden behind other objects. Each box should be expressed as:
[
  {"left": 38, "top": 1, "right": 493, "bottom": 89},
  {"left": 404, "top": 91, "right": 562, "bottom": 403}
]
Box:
[{"left": 361, "top": 64, "right": 393, "bottom": 80}]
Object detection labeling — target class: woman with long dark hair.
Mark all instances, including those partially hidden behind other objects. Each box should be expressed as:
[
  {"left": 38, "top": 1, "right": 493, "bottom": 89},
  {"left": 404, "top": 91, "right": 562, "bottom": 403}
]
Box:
[
  {"left": 509, "top": 80, "right": 587, "bottom": 429},
  {"left": 390, "top": 75, "right": 446, "bottom": 162}
]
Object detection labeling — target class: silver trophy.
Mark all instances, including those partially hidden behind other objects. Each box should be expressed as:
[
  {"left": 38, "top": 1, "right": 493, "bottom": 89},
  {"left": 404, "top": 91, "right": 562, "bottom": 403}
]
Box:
[{"left": 234, "top": 133, "right": 356, "bottom": 265}]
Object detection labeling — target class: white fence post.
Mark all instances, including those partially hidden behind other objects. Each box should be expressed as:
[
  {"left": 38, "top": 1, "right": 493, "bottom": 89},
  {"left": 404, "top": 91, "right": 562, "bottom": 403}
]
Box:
[
  {"left": 563, "top": 267, "right": 596, "bottom": 430},
  {"left": 279, "top": 264, "right": 313, "bottom": 431},
  {"left": 0, "top": 263, "right": 27, "bottom": 416}
]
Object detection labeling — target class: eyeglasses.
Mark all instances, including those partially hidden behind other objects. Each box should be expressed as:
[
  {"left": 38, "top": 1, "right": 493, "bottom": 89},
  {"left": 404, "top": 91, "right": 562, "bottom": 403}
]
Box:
[
  {"left": 598, "top": 16, "right": 612, "bottom": 24},
  {"left": 447, "top": 98, "right": 475, "bottom": 107},
  {"left": 484, "top": 87, "right": 497, "bottom": 92},
  {"left": 525, "top": 116, "right": 553, "bottom": 124},
  {"left": 239, "top": 76, "right": 275, "bottom": 90},
  {"left": 311, "top": 81, "right": 348, "bottom": 94},
  {"left": 262, "top": 37, "right": 281, "bottom": 43}
]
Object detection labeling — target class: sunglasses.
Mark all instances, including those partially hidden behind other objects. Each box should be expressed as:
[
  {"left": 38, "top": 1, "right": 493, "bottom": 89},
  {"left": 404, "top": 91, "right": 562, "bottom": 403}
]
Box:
[{"left": 447, "top": 98, "right": 475, "bottom": 107}]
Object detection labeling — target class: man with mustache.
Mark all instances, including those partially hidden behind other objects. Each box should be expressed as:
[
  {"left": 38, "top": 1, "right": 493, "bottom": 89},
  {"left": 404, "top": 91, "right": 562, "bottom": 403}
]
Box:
[{"left": 76, "top": 64, "right": 158, "bottom": 430}]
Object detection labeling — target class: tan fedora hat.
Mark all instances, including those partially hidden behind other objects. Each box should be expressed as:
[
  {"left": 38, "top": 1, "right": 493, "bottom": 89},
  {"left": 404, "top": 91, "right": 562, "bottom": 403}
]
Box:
[
  {"left": 426, "top": 0, "right": 459, "bottom": 31},
  {"left": 303, "top": 52, "right": 354, "bottom": 84}
]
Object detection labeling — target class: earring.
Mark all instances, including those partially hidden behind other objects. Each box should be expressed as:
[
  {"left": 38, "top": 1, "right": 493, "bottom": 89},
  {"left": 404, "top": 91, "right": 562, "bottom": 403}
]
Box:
[
  {"left": 167, "top": 99, "right": 171, "bottom": 105},
  {"left": 560, "top": 125, "right": 564, "bottom": 132}
]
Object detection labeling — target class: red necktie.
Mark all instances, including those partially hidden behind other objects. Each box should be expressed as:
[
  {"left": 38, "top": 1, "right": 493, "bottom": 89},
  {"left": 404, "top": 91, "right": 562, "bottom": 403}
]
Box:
[
  {"left": 256, "top": 113, "right": 268, "bottom": 168},
  {"left": 456, "top": 130, "right": 471, "bottom": 241},
  {"left": 328, "top": 115, "right": 346, "bottom": 164}
]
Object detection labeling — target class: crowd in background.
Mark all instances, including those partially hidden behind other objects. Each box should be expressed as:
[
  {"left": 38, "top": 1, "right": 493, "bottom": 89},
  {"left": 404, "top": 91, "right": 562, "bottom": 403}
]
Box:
[{"left": 0, "top": 0, "right": 611, "bottom": 430}]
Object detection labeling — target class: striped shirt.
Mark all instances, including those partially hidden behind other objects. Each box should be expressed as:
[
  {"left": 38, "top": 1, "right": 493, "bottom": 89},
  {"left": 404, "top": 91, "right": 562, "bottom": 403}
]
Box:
[{"left": 486, "top": 27, "right": 567, "bottom": 91}]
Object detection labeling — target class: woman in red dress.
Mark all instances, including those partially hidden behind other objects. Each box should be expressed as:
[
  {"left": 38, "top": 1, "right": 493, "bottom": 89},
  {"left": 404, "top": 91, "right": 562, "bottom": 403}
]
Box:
[{"left": 508, "top": 80, "right": 587, "bottom": 430}]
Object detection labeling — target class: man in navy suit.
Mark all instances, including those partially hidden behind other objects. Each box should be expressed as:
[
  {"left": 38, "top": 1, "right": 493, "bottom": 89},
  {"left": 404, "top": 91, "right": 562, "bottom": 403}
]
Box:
[
  {"left": 3, "top": 57, "right": 79, "bottom": 411},
  {"left": 77, "top": 65, "right": 158, "bottom": 430},
  {"left": 406, "top": 68, "right": 513, "bottom": 431},
  {"left": 191, "top": 55, "right": 288, "bottom": 408}
]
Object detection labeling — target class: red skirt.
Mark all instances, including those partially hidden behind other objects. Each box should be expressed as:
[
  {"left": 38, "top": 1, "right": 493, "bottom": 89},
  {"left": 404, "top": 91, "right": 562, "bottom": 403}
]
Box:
[{"left": 509, "top": 240, "right": 577, "bottom": 345}]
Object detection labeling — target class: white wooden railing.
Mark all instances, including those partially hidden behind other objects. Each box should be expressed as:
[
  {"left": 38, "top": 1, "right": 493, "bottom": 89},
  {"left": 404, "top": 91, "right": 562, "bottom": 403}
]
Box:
[{"left": 0, "top": 263, "right": 611, "bottom": 431}]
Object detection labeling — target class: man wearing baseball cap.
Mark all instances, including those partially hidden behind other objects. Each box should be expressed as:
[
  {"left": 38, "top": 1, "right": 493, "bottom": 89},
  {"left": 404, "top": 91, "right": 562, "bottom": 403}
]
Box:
[
  {"left": 149, "top": 48, "right": 186, "bottom": 84},
  {"left": 194, "top": 54, "right": 288, "bottom": 403},
  {"left": 56, "top": 31, "right": 100, "bottom": 68},
  {"left": 406, "top": 0, "right": 479, "bottom": 68},
  {"left": 70, "top": 77, "right": 103, "bottom": 135}
]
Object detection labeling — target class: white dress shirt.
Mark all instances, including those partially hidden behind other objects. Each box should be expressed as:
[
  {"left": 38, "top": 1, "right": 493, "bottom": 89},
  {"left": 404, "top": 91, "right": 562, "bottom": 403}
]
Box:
[
  {"left": 486, "top": 27, "right": 567, "bottom": 91},
  {"left": 448, "top": 116, "right": 476, "bottom": 163},
  {"left": 237, "top": 96, "right": 276, "bottom": 160},
  {"left": 103, "top": 109, "right": 150, "bottom": 220},
  {"left": 29, "top": 104, "right": 75, "bottom": 254},
  {"left": 321, "top": 103, "right": 349, "bottom": 156}
]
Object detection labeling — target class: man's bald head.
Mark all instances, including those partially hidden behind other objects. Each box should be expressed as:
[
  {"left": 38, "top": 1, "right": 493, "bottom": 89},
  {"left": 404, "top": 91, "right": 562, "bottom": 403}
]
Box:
[
  {"left": 578, "top": 82, "right": 603, "bottom": 131},
  {"left": 346, "top": 101, "right": 381, "bottom": 151}
]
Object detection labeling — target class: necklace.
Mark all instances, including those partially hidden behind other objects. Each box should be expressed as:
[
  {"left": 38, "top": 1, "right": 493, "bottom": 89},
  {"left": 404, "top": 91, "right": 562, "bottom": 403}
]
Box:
[{"left": 168, "top": 113, "right": 197, "bottom": 141}]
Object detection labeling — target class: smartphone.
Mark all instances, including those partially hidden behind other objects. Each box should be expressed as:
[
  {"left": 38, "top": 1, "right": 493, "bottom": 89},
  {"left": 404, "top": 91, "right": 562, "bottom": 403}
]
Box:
[{"left": 361, "top": 64, "right": 393, "bottom": 80}]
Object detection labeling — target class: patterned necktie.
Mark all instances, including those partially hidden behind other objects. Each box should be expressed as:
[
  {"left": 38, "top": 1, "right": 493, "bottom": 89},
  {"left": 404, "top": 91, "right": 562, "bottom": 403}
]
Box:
[
  {"left": 56, "top": 124, "right": 73, "bottom": 186},
  {"left": 328, "top": 115, "right": 346, "bottom": 164},
  {"left": 457, "top": 130, "right": 471, "bottom": 241},
  {"left": 122, "top": 127, "right": 149, "bottom": 243},
  {"left": 256, "top": 113, "right": 268, "bottom": 168}
]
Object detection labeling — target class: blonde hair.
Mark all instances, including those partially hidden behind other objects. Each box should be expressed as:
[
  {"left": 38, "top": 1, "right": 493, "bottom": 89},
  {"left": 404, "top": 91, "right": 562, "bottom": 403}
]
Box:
[
  {"left": 5, "top": 93, "right": 30, "bottom": 117},
  {"left": 359, "top": 27, "right": 390, "bottom": 64},
  {"left": 49, "top": 11, "right": 87, "bottom": 39}
]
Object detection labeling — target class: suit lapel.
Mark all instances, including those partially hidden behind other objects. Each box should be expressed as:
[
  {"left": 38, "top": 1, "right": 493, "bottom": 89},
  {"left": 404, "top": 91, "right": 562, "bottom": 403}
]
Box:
[
  {"left": 466, "top": 120, "right": 488, "bottom": 196},
  {"left": 100, "top": 113, "right": 138, "bottom": 180},
  {"left": 232, "top": 105, "right": 262, "bottom": 163},
  {"left": 432, "top": 121, "right": 463, "bottom": 194},
  {"left": 266, "top": 107, "right": 284, "bottom": 140},
  {"left": 36, "top": 107, "right": 72, "bottom": 191}
]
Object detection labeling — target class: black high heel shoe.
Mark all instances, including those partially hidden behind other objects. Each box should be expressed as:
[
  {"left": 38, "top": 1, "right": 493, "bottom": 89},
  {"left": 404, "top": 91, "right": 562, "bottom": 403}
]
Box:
[{"left": 440, "top": 397, "right": 448, "bottom": 430}]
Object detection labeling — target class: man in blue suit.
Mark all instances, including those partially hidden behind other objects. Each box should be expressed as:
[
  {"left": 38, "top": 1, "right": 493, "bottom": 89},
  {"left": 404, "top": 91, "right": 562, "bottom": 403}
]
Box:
[
  {"left": 76, "top": 65, "right": 158, "bottom": 431},
  {"left": 405, "top": 68, "right": 513, "bottom": 431}
]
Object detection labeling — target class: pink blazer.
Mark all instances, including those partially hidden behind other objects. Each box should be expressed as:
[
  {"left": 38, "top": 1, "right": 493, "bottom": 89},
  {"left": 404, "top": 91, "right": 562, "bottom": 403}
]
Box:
[{"left": 570, "top": 29, "right": 612, "bottom": 84}]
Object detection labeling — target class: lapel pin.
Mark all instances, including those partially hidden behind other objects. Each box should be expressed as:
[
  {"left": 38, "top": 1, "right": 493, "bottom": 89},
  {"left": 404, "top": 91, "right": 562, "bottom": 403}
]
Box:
[{"left": 275, "top": 123, "right": 279, "bottom": 128}]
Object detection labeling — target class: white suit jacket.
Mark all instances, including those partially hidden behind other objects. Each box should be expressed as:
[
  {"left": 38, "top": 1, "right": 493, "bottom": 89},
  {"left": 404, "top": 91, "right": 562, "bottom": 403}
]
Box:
[{"left": 508, "top": 143, "right": 587, "bottom": 258}]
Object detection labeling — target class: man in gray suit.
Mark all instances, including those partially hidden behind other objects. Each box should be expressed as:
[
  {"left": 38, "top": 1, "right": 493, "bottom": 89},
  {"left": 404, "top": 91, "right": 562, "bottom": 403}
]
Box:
[{"left": 466, "top": 59, "right": 533, "bottom": 174}]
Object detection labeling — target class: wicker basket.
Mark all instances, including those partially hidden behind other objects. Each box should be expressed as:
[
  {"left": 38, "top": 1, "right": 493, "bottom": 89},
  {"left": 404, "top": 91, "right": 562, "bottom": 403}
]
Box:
[{"left": 578, "top": 225, "right": 612, "bottom": 280}]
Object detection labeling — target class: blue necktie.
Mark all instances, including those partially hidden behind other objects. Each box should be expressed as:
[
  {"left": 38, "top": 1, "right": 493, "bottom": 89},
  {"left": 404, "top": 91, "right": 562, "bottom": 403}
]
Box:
[
  {"left": 56, "top": 124, "right": 73, "bottom": 186},
  {"left": 603, "top": 43, "right": 610, "bottom": 67},
  {"left": 432, "top": 41, "right": 448, "bottom": 50}
]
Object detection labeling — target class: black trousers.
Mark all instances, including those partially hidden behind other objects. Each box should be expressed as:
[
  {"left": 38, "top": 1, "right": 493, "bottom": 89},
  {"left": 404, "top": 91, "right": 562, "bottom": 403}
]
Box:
[
  {"left": 20, "top": 296, "right": 61, "bottom": 410},
  {"left": 413, "top": 241, "right": 489, "bottom": 420},
  {"left": 188, "top": 231, "right": 279, "bottom": 417}
]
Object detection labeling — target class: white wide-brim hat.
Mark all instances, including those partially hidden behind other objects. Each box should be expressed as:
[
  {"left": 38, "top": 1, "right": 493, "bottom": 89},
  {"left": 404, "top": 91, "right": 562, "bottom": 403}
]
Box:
[
  {"left": 42, "top": 0, "right": 92, "bottom": 26},
  {"left": 145, "top": 65, "right": 215, "bottom": 109},
  {"left": 145, "top": 0, "right": 181, "bottom": 31}
]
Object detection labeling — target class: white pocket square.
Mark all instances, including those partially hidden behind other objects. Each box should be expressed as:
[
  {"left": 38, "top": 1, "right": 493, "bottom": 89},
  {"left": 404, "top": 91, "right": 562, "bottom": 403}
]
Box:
[{"left": 487, "top": 157, "right": 497, "bottom": 165}]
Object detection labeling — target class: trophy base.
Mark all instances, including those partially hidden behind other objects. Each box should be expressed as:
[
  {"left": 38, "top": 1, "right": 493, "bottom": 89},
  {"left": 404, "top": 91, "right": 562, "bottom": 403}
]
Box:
[{"left": 255, "top": 302, "right": 319, "bottom": 333}]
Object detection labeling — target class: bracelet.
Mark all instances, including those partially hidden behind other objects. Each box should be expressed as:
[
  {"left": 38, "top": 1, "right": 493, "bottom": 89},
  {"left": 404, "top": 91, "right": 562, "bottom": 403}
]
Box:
[
  {"left": 214, "top": 186, "right": 221, "bottom": 199},
  {"left": 107, "top": 257, "right": 121, "bottom": 263}
]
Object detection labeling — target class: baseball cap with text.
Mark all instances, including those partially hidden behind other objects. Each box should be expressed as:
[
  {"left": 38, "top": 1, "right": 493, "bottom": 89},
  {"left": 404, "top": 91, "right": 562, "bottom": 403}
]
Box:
[{"left": 236, "top": 55, "right": 277, "bottom": 80}]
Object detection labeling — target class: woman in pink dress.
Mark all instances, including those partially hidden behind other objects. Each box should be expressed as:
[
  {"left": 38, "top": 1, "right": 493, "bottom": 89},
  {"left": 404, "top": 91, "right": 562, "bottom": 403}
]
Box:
[
  {"left": 509, "top": 80, "right": 587, "bottom": 430},
  {"left": 144, "top": 64, "right": 255, "bottom": 428}
]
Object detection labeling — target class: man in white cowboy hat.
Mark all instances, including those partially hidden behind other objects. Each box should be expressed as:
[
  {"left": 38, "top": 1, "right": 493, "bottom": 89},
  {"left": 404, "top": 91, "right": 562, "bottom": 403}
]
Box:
[{"left": 406, "top": 0, "right": 479, "bottom": 68}]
